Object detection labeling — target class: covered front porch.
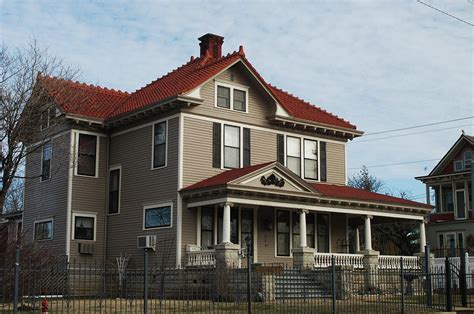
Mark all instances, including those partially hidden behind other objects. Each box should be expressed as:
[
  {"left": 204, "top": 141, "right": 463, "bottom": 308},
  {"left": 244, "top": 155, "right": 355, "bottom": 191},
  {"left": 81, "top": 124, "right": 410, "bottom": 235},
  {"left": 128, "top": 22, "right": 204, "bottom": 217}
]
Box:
[{"left": 181, "top": 162, "right": 431, "bottom": 270}]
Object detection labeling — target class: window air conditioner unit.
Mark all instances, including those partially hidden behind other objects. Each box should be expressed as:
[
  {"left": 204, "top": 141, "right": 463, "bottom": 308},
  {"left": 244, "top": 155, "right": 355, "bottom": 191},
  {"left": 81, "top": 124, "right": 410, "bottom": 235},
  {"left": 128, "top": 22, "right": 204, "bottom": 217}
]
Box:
[
  {"left": 78, "top": 243, "right": 95, "bottom": 255},
  {"left": 137, "top": 235, "right": 156, "bottom": 251}
]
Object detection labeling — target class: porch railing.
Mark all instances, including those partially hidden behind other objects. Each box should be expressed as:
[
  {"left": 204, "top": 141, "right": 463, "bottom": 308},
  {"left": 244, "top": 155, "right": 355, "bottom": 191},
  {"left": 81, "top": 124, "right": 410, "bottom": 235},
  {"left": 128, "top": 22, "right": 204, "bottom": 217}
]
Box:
[
  {"left": 314, "top": 253, "right": 364, "bottom": 269},
  {"left": 186, "top": 249, "right": 216, "bottom": 267},
  {"left": 378, "top": 255, "right": 420, "bottom": 270}
]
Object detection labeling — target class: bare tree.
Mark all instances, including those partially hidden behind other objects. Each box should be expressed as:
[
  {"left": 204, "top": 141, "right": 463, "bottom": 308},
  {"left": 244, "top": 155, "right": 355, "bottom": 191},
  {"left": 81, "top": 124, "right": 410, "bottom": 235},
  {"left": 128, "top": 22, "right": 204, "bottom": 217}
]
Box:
[
  {"left": 348, "top": 165, "right": 384, "bottom": 192},
  {"left": 0, "top": 40, "right": 80, "bottom": 215}
]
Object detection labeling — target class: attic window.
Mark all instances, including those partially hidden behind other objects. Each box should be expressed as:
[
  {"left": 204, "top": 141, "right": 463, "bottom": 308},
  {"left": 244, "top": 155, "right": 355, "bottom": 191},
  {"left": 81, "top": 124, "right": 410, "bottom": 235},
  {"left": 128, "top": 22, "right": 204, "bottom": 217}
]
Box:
[
  {"left": 215, "top": 82, "right": 248, "bottom": 113},
  {"left": 40, "top": 107, "right": 59, "bottom": 131}
]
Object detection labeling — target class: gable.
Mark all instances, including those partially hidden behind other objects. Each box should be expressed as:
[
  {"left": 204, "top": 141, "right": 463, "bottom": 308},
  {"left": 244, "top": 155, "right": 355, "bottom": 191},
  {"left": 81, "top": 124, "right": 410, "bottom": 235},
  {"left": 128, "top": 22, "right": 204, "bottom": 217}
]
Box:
[{"left": 429, "top": 135, "right": 474, "bottom": 176}]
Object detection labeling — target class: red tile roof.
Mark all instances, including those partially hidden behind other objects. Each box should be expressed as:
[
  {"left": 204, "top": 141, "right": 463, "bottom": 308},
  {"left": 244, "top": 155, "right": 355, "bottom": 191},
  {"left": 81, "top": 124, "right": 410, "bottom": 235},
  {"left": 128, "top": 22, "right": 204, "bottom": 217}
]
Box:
[
  {"left": 37, "top": 46, "right": 357, "bottom": 130},
  {"left": 182, "top": 162, "right": 273, "bottom": 191},
  {"left": 38, "top": 74, "right": 129, "bottom": 119},
  {"left": 311, "top": 183, "right": 432, "bottom": 209},
  {"left": 182, "top": 162, "right": 430, "bottom": 209}
]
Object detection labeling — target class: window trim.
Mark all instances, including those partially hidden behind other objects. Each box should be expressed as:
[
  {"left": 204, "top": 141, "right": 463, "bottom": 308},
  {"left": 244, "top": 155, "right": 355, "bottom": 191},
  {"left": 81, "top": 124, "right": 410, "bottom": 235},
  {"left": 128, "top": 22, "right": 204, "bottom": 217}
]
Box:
[
  {"left": 282, "top": 134, "right": 321, "bottom": 181},
  {"left": 74, "top": 131, "right": 100, "bottom": 178},
  {"left": 220, "top": 123, "right": 243, "bottom": 170},
  {"left": 454, "top": 160, "right": 464, "bottom": 172},
  {"left": 303, "top": 139, "right": 318, "bottom": 180},
  {"left": 151, "top": 120, "right": 168, "bottom": 170},
  {"left": 108, "top": 165, "right": 122, "bottom": 215},
  {"left": 142, "top": 202, "right": 173, "bottom": 230},
  {"left": 40, "top": 141, "right": 52, "bottom": 182},
  {"left": 72, "top": 212, "right": 97, "bottom": 241},
  {"left": 214, "top": 81, "right": 249, "bottom": 113},
  {"left": 455, "top": 188, "right": 467, "bottom": 220},
  {"left": 33, "top": 218, "right": 54, "bottom": 241}
]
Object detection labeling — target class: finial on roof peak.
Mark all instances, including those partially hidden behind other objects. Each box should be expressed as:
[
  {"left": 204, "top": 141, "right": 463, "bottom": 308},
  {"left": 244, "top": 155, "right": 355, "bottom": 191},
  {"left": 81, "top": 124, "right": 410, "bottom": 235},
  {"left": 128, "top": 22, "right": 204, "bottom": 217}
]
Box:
[{"left": 238, "top": 45, "right": 245, "bottom": 57}]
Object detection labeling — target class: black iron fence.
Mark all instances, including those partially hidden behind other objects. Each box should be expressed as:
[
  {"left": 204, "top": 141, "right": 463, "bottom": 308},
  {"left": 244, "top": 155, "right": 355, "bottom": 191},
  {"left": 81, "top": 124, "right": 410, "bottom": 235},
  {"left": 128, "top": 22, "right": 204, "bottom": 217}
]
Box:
[{"left": 1, "top": 248, "right": 473, "bottom": 313}]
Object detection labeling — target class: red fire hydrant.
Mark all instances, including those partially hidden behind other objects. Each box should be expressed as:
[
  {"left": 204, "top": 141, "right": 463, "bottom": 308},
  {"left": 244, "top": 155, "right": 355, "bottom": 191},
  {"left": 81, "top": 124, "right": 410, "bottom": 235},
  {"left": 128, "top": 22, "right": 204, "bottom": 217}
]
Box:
[{"left": 41, "top": 299, "right": 48, "bottom": 314}]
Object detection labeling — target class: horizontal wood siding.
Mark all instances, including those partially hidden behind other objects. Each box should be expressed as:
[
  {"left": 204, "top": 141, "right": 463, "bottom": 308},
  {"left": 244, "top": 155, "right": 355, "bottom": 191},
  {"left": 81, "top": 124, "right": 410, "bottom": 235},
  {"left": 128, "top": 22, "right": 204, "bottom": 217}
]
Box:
[
  {"left": 70, "top": 134, "right": 108, "bottom": 262},
  {"left": 23, "top": 131, "right": 71, "bottom": 255},
  {"left": 326, "top": 142, "right": 346, "bottom": 185},
  {"left": 106, "top": 117, "right": 179, "bottom": 266}
]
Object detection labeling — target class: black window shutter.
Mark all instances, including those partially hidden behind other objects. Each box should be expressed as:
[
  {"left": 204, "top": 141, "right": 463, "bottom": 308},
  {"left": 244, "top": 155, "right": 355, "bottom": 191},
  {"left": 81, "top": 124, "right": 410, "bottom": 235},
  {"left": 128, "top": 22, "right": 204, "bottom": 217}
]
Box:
[
  {"left": 213, "top": 123, "right": 221, "bottom": 168},
  {"left": 243, "top": 128, "right": 251, "bottom": 167},
  {"left": 277, "top": 134, "right": 284, "bottom": 164},
  {"left": 320, "top": 141, "right": 327, "bottom": 182}
]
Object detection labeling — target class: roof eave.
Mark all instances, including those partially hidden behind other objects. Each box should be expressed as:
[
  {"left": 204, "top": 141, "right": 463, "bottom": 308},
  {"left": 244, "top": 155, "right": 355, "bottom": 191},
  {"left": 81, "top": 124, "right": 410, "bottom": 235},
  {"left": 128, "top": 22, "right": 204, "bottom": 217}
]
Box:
[{"left": 65, "top": 113, "right": 105, "bottom": 126}]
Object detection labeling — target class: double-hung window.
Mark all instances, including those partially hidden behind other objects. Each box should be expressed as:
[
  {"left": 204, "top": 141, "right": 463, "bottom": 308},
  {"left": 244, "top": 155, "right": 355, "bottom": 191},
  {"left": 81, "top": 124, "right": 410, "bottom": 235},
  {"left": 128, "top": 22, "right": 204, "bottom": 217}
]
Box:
[
  {"left": 304, "top": 139, "right": 318, "bottom": 180},
  {"left": 74, "top": 215, "right": 95, "bottom": 240},
  {"left": 233, "top": 89, "right": 246, "bottom": 112},
  {"left": 217, "top": 86, "right": 231, "bottom": 109},
  {"left": 77, "top": 134, "right": 97, "bottom": 176},
  {"left": 464, "top": 150, "right": 472, "bottom": 169},
  {"left": 224, "top": 125, "right": 240, "bottom": 168},
  {"left": 153, "top": 121, "right": 167, "bottom": 168},
  {"left": 216, "top": 84, "right": 247, "bottom": 112},
  {"left": 41, "top": 141, "right": 52, "bottom": 181},
  {"left": 35, "top": 219, "right": 53, "bottom": 241},
  {"left": 144, "top": 204, "right": 172, "bottom": 229},
  {"left": 286, "top": 137, "right": 301, "bottom": 176},
  {"left": 108, "top": 167, "right": 121, "bottom": 214}
]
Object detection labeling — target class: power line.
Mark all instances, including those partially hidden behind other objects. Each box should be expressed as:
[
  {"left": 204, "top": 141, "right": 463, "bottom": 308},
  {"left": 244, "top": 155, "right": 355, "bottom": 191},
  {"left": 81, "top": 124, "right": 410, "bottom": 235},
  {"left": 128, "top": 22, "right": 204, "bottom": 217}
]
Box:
[
  {"left": 352, "top": 124, "right": 474, "bottom": 143},
  {"left": 363, "top": 116, "right": 474, "bottom": 136},
  {"left": 349, "top": 158, "right": 440, "bottom": 170},
  {"left": 417, "top": 0, "right": 474, "bottom": 27}
]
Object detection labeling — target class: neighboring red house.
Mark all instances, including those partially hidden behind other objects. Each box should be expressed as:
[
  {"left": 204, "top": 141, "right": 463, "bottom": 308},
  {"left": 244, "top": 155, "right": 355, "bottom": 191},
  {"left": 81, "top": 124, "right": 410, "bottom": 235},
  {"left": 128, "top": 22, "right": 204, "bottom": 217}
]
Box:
[{"left": 416, "top": 133, "right": 474, "bottom": 255}]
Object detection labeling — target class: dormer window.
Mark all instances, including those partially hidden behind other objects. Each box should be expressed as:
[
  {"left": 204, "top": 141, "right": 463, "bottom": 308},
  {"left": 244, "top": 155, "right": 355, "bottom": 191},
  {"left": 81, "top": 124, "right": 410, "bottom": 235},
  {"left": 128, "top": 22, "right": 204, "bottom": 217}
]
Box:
[{"left": 215, "top": 82, "right": 248, "bottom": 113}]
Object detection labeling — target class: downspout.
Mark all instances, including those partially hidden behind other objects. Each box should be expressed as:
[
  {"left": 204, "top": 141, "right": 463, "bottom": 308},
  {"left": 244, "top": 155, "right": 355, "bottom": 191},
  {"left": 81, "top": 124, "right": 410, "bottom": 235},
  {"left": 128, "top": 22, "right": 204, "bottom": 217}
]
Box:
[
  {"left": 66, "top": 130, "right": 74, "bottom": 260},
  {"left": 103, "top": 134, "right": 110, "bottom": 268}
]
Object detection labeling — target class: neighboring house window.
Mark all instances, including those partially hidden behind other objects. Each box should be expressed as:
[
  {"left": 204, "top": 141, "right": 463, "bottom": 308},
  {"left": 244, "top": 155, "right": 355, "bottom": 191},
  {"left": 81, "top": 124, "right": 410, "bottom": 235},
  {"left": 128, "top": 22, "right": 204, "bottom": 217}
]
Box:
[
  {"left": 292, "top": 212, "right": 315, "bottom": 249},
  {"left": 286, "top": 137, "right": 301, "bottom": 176},
  {"left": 317, "top": 214, "right": 330, "bottom": 253},
  {"left": 215, "top": 83, "right": 248, "bottom": 112},
  {"left": 153, "top": 121, "right": 167, "bottom": 168},
  {"left": 74, "top": 215, "right": 95, "bottom": 241},
  {"left": 464, "top": 150, "right": 472, "bottom": 169},
  {"left": 201, "top": 206, "right": 214, "bottom": 249},
  {"left": 144, "top": 203, "right": 172, "bottom": 229},
  {"left": 108, "top": 167, "right": 121, "bottom": 214},
  {"left": 224, "top": 125, "right": 240, "bottom": 168},
  {"left": 276, "top": 210, "right": 290, "bottom": 256},
  {"left": 454, "top": 160, "right": 463, "bottom": 172},
  {"left": 41, "top": 141, "right": 52, "bottom": 181},
  {"left": 40, "top": 107, "right": 58, "bottom": 131},
  {"left": 77, "top": 134, "right": 97, "bottom": 176},
  {"left": 304, "top": 139, "right": 318, "bottom": 180},
  {"left": 442, "top": 186, "right": 454, "bottom": 212},
  {"left": 34, "top": 219, "right": 53, "bottom": 241}
]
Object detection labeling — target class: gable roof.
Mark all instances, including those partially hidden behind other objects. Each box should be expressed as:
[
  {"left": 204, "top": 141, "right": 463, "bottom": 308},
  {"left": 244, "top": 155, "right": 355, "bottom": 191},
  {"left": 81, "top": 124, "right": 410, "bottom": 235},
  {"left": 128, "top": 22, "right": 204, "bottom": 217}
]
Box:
[{"left": 36, "top": 44, "right": 358, "bottom": 131}]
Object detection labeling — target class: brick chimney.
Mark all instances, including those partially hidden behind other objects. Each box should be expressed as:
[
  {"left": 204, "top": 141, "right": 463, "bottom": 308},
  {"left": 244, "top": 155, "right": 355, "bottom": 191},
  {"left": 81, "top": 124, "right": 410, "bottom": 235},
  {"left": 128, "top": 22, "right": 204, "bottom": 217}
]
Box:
[{"left": 199, "top": 33, "right": 224, "bottom": 59}]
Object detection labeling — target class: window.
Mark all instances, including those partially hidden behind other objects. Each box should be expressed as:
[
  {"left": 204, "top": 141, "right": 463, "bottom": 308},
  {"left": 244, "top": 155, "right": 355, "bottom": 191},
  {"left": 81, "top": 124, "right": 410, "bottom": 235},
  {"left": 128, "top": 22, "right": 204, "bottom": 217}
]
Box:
[
  {"left": 201, "top": 206, "right": 214, "bottom": 249},
  {"left": 304, "top": 140, "right": 318, "bottom": 180},
  {"left": 35, "top": 219, "right": 53, "bottom": 241},
  {"left": 77, "top": 134, "right": 97, "bottom": 176},
  {"left": 41, "top": 141, "right": 52, "bottom": 181},
  {"left": 108, "top": 167, "right": 121, "bottom": 214},
  {"left": 224, "top": 125, "right": 240, "bottom": 168},
  {"left": 292, "top": 212, "right": 315, "bottom": 249},
  {"left": 286, "top": 137, "right": 301, "bottom": 176},
  {"left": 217, "top": 86, "right": 231, "bottom": 108},
  {"left": 233, "top": 89, "right": 246, "bottom": 112},
  {"left": 74, "top": 215, "right": 95, "bottom": 241},
  {"left": 241, "top": 209, "right": 253, "bottom": 249},
  {"left": 40, "top": 111, "right": 49, "bottom": 131},
  {"left": 153, "top": 121, "right": 167, "bottom": 168},
  {"left": 40, "top": 107, "right": 58, "bottom": 131},
  {"left": 456, "top": 189, "right": 466, "bottom": 219},
  {"left": 144, "top": 204, "right": 172, "bottom": 229},
  {"left": 276, "top": 210, "right": 290, "bottom": 256},
  {"left": 454, "top": 160, "right": 463, "bottom": 172},
  {"left": 215, "top": 83, "right": 248, "bottom": 112},
  {"left": 464, "top": 150, "right": 472, "bottom": 169},
  {"left": 442, "top": 186, "right": 454, "bottom": 212},
  {"left": 438, "top": 234, "right": 444, "bottom": 249},
  {"left": 317, "top": 214, "right": 330, "bottom": 253}
]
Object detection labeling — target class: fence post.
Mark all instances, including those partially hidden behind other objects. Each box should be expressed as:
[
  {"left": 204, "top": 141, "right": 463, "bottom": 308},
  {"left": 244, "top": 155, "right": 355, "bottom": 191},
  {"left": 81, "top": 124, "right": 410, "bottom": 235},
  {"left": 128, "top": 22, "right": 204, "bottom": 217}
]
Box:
[
  {"left": 143, "top": 248, "right": 149, "bottom": 314},
  {"left": 424, "top": 245, "right": 432, "bottom": 307},
  {"left": 331, "top": 255, "right": 336, "bottom": 314},
  {"left": 400, "top": 257, "right": 405, "bottom": 314},
  {"left": 445, "top": 256, "right": 452, "bottom": 312},
  {"left": 460, "top": 246, "right": 467, "bottom": 307},
  {"left": 13, "top": 246, "right": 20, "bottom": 314}
]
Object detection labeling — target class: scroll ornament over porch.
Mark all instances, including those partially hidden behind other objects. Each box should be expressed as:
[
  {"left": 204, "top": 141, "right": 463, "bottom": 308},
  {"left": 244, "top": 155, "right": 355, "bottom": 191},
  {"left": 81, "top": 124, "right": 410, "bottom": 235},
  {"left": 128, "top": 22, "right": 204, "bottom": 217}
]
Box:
[{"left": 260, "top": 174, "right": 285, "bottom": 188}]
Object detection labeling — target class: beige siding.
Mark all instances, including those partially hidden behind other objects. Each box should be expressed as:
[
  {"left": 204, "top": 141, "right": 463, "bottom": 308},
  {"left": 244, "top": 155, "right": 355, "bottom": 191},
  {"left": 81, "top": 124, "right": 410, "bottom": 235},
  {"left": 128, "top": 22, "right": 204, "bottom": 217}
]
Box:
[
  {"left": 326, "top": 142, "right": 346, "bottom": 185},
  {"left": 106, "top": 117, "right": 179, "bottom": 266},
  {"left": 23, "top": 131, "right": 71, "bottom": 255},
  {"left": 70, "top": 133, "right": 108, "bottom": 262}
]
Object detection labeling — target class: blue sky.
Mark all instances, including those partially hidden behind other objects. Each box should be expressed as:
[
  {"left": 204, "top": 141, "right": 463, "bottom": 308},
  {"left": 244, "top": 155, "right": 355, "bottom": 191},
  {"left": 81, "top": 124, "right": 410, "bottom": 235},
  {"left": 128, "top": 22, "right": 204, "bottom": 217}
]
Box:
[{"left": 1, "top": 0, "right": 473, "bottom": 202}]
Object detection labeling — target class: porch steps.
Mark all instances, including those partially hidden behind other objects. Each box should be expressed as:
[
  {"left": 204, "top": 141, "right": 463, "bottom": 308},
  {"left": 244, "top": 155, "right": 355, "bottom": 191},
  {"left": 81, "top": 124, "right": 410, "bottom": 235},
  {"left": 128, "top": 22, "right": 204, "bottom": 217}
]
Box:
[{"left": 275, "top": 269, "right": 329, "bottom": 299}]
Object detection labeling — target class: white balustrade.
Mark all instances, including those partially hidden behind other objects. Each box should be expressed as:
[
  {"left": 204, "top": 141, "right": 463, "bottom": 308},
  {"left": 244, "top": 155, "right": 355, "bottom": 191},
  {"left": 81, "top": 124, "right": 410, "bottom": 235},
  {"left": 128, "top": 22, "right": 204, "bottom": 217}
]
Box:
[
  {"left": 378, "top": 255, "right": 420, "bottom": 270},
  {"left": 186, "top": 249, "right": 216, "bottom": 267},
  {"left": 314, "top": 253, "right": 364, "bottom": 269}
]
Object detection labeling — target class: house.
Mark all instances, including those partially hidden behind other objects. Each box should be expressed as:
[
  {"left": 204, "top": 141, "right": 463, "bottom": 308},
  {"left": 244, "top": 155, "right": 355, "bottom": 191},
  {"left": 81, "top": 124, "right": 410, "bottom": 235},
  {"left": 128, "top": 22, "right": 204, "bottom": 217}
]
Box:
[
  {"left": 0, "top": 210, "right": 23, "bottom": 245},
  {"left": 416, "top": 132, "right": 474, "bottom": 256},
  {"left": 23, "top": 34, "right": 431, "bottom": 269}
]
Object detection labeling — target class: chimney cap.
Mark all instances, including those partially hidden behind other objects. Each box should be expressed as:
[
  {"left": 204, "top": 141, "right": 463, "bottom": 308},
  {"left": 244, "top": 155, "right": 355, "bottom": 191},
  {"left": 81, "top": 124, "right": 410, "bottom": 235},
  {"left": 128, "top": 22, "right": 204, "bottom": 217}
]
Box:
[{"left": 198, "top": 33, "right": 224, "bottom": 41}]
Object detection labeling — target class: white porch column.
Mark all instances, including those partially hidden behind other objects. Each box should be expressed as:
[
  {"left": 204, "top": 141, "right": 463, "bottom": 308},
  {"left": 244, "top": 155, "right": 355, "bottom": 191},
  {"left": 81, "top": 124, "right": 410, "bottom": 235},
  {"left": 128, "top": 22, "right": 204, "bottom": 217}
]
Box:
[
  {"left": 355, "top": 227, "right": 360, "bottom": 252},
  {"left": 419, "top": 220, "right": 426, "bottom": 253},
  {"left": 364, "top": 216, "right": 372, "bottom": 251},
  {"left": 222, "top": 203, "right": 232, "bottom": 243},
  {"left": 299, "top": 210, "right": 307, "bottom": 248}
]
